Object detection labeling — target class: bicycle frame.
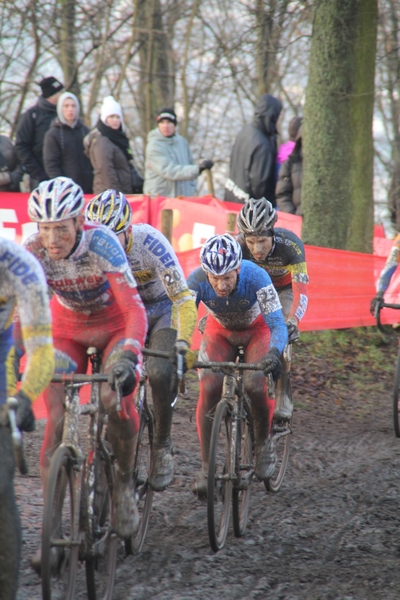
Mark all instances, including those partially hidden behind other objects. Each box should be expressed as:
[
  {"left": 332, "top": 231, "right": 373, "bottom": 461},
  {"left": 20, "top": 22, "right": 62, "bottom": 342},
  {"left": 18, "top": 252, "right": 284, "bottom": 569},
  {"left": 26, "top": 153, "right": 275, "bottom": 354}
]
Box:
[{"left": 51, "top": 354, "right": 115, "bottom": 559}]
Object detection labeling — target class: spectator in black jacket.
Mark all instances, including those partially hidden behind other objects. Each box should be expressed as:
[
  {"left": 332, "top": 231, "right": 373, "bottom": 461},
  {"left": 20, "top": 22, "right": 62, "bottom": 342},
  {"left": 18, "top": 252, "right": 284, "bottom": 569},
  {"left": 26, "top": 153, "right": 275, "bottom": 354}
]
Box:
[
  {"left": 0, "top": 136, "right": 23, "bottom": 192},
  {"left": 224, "top": 94, "right": 282, "bottom": 206},
  {"left": 43, "top": 92, "right": 93, "bottom": 193},
  {"left": 15, "top": 76, "right": 64, "bottom": 190}
]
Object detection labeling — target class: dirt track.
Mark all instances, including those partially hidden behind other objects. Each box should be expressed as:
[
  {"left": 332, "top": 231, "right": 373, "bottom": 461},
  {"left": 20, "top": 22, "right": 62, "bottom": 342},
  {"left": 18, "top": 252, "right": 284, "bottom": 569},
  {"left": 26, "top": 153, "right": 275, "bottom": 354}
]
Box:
[{"left": 15, "top": 357, "right": 400, "bottom": 600}]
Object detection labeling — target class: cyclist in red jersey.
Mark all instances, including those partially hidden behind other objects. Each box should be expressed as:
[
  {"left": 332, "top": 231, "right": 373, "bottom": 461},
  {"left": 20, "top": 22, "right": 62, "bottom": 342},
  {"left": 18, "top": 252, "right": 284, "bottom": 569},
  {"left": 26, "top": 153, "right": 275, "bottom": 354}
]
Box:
[{"left": 17, "top": 177, "right": 148, "bottom": 570}]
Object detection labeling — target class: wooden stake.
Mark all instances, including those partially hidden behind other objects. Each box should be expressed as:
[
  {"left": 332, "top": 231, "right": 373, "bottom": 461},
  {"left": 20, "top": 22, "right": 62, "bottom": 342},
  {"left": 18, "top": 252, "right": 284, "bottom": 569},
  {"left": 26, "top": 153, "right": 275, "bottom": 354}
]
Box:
[
  {"left": 161, "top": 209, "right": 173, "bottom": 242},
  {"left": 226, "top": 212, "right": 237, "bottom": 234}
]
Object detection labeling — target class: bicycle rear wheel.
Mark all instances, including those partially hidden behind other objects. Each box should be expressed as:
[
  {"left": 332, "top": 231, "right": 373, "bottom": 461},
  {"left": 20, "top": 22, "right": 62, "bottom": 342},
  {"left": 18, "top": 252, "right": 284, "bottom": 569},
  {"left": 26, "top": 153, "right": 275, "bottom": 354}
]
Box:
[
  {"left": 207, "top": 400, "right": 233, "bottom": 552},
  {"left": 85, "top": 444, "right": 118, "bottom": 600},
  {"left": 125, "top": 405, "right": 154, "bottom": 555},
  {"left": 41, "top": 445, "right": 80, "bottom": 600},
  {"left": 232, "top": 409, "right": 253, "bottom": 537},
  {"left": 265, "top": 380, "right": 292, "bottom": 493},
  {"left": 393, "top": 347, "right": 400, "bottom": 438}
]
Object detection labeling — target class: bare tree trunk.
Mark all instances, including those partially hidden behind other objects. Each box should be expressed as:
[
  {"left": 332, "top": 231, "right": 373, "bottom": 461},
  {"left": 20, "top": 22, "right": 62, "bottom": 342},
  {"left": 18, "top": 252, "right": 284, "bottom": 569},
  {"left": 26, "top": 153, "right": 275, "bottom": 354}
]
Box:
[
  {"left": 255, "top": 0, "right": 290, "bottom": 97},
  {"left": 302, "top": 0, "right": 377, "bottom": 252},
  {"left": 59, "top": 0, "right": 81, "bottom": 100},
  {"left": 10, "top": 2, "right": 41, "bottom": 137},
  {"left": 137, "top": 0, "right": 175, "bottom": 140},
  {"left": 85, "top": 0, "right": 113, "bottom": 126},
  {"left": 114, "top": 0, "right": 140, "bottom": 102},
  {"left": 385, "top": 0, "right": 400, "bottom": 230},
  {"left": 180, "top": 0, "right": 200, "bottom": 138}
]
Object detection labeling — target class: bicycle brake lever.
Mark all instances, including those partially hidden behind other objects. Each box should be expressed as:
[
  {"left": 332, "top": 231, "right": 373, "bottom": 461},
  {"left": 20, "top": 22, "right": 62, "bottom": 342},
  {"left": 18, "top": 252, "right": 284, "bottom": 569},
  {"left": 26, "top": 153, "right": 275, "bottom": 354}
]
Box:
[
  {"left": 6, "top": 398, "right": 28, "bottom": 475},
  {"left": 267, "top": 373, "right": 275, "bottom": 399},
  {"left": 115, "top": 384, "right": 122, "bottom": 413},
  {"left": 169, "top": 353, "right": 184, "bottom": 400},
  {"left": 177, "top": 353, "right": 184, "bottom": 382},
  {"left": 374, "top": 304, "right": 380, "bottom": 321}
]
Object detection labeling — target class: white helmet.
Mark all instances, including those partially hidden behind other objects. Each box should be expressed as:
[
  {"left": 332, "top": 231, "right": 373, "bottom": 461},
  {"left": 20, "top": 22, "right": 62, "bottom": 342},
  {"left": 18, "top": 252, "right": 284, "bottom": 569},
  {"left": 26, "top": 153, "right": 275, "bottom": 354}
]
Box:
[
  {"left": 200, "top": 234, "right": 242, "bottom": 275},
  {"left": 28, "top": 177, "right": 84, "bottom": 222}
]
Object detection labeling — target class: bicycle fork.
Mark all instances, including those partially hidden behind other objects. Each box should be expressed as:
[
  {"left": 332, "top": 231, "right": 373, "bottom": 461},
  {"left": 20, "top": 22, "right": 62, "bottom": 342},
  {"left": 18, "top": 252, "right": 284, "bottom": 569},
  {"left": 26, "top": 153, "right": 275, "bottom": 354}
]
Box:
[
  {"left": 222, "top": 375, "right": 238, "bottom": 484},
  {"left": 62, "top": 389, "right": 84, "bottom": 551}
]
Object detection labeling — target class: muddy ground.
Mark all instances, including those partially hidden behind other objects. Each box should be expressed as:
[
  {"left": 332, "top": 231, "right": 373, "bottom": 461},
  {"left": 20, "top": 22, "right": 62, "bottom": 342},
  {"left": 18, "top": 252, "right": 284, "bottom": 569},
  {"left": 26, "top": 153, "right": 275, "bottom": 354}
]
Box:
[{"left": 15, "top": 329, "right": 400, "bottom": 600}]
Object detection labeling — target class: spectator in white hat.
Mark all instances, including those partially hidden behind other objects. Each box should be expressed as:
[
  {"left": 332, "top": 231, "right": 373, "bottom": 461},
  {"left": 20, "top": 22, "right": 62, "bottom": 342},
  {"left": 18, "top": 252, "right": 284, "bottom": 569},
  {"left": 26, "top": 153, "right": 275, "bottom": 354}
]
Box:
[{"left": 84, "top": 95, "right": 143, "bottom": 195}]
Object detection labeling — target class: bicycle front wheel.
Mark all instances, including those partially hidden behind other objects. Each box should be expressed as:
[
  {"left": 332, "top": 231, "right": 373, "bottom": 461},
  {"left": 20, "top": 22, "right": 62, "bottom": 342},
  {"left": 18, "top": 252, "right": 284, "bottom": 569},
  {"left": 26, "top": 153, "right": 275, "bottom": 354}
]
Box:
[
  {"left": 85, "top": 444, "right": 118, "bottom": 600},
  {"left": 265, "top": 380, "right": 292, "bottom": 493},
  {"left": 125, "top": 405, "right": 154, "bottom": 555},
  {"left": 393, "top": 347, "right": 400, "bottom": 438},
  {"left": 41, "top": 445, "right": 80, "bottom": 600},
  {"left": 207, "top": 400, "right": 233, "bottom": 552},
  {"left": 232, "top": 409, "right": 253, "bottom": 537}
]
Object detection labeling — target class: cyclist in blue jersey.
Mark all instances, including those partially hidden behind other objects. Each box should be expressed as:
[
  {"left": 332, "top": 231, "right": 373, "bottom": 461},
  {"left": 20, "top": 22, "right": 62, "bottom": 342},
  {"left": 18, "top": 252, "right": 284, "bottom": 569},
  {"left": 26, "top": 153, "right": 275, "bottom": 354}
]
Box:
[{"left": 187, "top": 234, "right": 288, "bottom": 497}]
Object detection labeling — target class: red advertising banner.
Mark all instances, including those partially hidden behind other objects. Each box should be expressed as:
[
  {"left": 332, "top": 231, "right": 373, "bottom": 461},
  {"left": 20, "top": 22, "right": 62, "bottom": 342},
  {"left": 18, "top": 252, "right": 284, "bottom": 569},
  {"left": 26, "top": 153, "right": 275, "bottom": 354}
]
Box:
[
  {"left": 2, "top": 192, "right": 399, "bottom": 419},
  {"left": 0, "top": 192, "right": 150, "bottom": 243}
]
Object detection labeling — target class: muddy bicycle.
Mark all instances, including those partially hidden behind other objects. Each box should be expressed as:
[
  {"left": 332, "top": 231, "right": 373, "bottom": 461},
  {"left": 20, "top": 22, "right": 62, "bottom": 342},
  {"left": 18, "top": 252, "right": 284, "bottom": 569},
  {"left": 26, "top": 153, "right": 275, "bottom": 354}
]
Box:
[
  {"left": 40, "top": 345, "right": 182, "bottom": 599},
  {"left": 375, "top": 301, "right": 400, "bottom": 437},
  {"left": 195, "top": 347, "right": 292, "bottom": 552},
  {"left": 0, "top": 398, "right": 29, "bottom": 599},
  {"left": 41, "top": 347, "right": 119, "bottom": 600}
]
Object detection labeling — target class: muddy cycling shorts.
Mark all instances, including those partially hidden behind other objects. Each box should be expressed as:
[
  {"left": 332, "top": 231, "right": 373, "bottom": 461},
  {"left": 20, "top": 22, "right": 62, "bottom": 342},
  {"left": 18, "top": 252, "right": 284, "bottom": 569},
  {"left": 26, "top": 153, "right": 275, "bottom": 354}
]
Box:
[{"left": 0, "top": 325, "right": 14, "bottom": 405}]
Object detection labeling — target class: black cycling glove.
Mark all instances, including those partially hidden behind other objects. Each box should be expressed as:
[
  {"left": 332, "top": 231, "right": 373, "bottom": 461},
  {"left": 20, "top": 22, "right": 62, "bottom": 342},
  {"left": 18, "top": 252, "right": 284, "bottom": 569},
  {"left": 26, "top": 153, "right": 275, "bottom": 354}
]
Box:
[
  {"left": 261, "top": 348, "right": 282, "bottom": 382},
  {"left": 14, "top": 390, "right": 35, "bottom": 432},
  {"left": 108, "top": 351, "right": 138, "bottom": 396},
  {"left": 370, "top": 293, "right": 384, "bottom": 316}
]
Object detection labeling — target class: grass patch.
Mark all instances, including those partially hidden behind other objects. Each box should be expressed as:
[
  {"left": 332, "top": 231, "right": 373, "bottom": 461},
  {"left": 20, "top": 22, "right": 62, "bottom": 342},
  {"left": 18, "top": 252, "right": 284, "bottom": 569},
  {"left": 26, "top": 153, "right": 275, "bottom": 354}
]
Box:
[{"left": 291, "top": 326, "right": 399, "bottom": 417}]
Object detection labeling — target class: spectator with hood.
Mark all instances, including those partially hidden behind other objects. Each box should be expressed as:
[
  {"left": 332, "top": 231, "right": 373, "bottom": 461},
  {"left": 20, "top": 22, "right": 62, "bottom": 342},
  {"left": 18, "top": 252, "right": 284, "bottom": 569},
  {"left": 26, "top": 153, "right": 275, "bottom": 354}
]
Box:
[
  {"left": 43, "top": 91, "right": 93, "bottom": 193},
  {"left": 143, "top": 108, "right": 213, "bottom": 198},
  {"left": 16, "top": 76, "right": 64, "bottom": 190},
  {"left": 224, "top": 94, "right": 282, "bottom": 206},
  {"left": 276, "top": 124, "right": 303, "bottom": 215},
  {"left": 84, "top": 95, "right": 143, "bottom": 195}
]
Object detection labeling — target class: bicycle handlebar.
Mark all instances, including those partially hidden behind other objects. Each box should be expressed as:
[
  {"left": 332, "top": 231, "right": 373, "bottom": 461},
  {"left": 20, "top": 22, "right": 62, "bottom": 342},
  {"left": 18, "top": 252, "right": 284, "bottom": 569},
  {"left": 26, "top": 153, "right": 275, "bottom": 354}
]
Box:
[
  {"left": 374, "top": 301, "right": 400, "bottom": 333},
  {"left": 194, "top": 360, "right": 266, "bottom": 371},
  {"left": 51, "top": 373, "right": 109, "bottom": 383}
]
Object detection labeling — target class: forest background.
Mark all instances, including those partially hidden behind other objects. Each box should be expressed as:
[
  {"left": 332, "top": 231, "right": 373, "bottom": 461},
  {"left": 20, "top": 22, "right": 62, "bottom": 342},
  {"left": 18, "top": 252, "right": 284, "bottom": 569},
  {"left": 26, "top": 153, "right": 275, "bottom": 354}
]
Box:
[{"left": 0, "top": 0, "right": 398, "bottom": 251}]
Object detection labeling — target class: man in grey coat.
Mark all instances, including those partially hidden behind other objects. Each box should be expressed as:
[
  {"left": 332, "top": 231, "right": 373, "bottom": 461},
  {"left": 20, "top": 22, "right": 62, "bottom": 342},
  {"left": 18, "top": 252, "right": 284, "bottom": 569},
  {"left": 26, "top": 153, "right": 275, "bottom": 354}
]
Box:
[
  {"left": 224, "top": 94, "right": 282, "bottom": 206},
  {"left": 143, "top": 108, "right": 213, "bottom": 198}
]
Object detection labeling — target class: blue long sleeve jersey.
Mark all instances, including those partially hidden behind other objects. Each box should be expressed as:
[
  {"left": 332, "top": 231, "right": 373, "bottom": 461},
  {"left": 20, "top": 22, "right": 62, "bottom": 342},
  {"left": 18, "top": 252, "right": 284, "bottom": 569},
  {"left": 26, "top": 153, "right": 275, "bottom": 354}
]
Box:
[{"left": 187, "top": 260, "right": 288, "bottom": 354}]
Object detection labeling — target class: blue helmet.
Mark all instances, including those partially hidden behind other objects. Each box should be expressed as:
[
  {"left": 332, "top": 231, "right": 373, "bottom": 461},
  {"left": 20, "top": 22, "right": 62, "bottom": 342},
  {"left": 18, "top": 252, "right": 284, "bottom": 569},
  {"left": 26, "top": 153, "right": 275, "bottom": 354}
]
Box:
[{"left": 200, "top": 234, "right": 242, "bottom": 275}]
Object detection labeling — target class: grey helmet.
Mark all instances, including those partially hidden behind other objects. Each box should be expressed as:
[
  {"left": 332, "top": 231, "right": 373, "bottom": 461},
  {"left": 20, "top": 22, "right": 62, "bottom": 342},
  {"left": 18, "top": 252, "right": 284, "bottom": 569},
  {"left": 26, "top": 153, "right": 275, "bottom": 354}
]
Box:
[{"left": 237, "top": 197, "right": 277, "bottom": 236}]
